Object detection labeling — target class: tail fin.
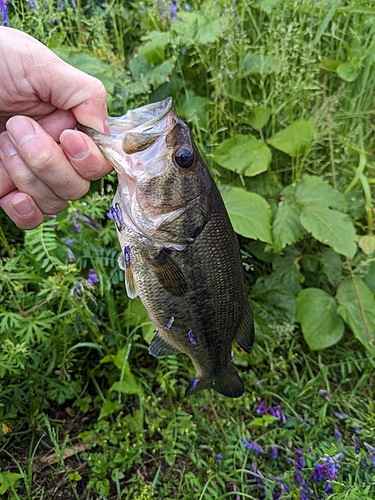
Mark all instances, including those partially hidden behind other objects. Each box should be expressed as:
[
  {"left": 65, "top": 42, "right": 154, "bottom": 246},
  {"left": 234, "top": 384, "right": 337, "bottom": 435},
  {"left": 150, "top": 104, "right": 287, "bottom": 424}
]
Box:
[{"left": 185, "top": 366, "right": 245, "bottom": 398}]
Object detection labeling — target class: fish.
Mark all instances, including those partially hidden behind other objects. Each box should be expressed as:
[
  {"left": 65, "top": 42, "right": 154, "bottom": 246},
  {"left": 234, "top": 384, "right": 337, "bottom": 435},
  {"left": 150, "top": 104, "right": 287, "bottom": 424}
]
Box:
[{"left": 77, "top": 98, "right": 254, "bottom": 398}]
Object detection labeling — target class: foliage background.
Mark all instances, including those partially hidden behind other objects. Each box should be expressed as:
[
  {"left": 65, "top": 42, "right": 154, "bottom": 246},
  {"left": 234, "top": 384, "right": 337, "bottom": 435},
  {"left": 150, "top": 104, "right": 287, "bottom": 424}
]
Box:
[{"left": 1, "top": 0, "right": 375, "bottom": 499}]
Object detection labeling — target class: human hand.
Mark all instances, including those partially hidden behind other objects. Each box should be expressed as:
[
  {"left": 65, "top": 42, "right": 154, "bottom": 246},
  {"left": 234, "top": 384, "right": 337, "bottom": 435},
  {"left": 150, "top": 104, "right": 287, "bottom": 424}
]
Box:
[{"left": 0, "top": 27, "right": 112, "bottom": 229}]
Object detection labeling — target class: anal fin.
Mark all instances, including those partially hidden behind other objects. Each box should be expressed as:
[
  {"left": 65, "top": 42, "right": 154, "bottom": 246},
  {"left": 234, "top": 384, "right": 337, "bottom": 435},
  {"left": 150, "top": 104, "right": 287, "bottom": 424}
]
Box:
[
  {"left": 236, "top": 302, "right": 254, "bottom": 353},
  {"left": 149, "top": 332, "right": 181, "bottom": 357},
  {"left": 148, "top": 250, "right": 188, "bottom": 296}
]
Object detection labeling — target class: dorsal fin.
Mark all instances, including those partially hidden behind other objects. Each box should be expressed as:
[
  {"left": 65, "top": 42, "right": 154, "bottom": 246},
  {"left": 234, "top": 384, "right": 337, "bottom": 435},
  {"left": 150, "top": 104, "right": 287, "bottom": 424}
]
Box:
[{"left": 148, "top": 250, "right": 188, "bottom": 296}]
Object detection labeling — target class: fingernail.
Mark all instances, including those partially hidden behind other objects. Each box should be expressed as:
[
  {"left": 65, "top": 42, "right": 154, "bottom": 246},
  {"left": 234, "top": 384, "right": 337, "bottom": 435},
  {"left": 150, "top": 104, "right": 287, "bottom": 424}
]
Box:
[
  {"left": 0, "top": 132, "right": 17, "bottom": 156},
  {"left": 12, "top": 196, "right": 33, "bottom": 217},
  {"left": 6, "top": 116, "right": 35, "bottom": 145},
  {"left": 62, "top": 132, "right": 89, "bottom": 160},
  {"left": 104, "top": 119, "right": 111, "bottom": 135}
]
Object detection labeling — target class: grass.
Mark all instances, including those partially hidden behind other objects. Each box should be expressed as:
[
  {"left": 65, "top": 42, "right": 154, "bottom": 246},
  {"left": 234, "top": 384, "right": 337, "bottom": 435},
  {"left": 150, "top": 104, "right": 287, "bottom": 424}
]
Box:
[{"left": 1, "top": 0, "right": 375, "bottom": 499}]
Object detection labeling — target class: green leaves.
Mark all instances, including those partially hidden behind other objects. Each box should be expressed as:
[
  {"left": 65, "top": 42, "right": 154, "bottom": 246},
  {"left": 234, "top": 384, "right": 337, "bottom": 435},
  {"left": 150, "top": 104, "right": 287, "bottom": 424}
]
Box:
[
  {"left": 296, "top": 288, "right": 344, "bottom": 350},
  {"left": 337, "top": 278, "right": 375, "bottom": 355},
  {"left": 267, "top": 120, "right": 316, "bottom": 157},
  {"left": 213, "top": 134, "right": 271, "bottom": 176},
  {"left": 272, "top": 176, "right": 357, "bottom": 258},
  {"left": 222, "top": 187, "right": 272, "bottom": 243}
]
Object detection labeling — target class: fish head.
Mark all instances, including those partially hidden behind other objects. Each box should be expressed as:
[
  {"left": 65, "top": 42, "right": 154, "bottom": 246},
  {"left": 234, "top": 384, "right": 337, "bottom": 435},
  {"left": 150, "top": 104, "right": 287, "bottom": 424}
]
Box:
[{"left": 78, "top": 98, "right": 213, "bottom": 248}]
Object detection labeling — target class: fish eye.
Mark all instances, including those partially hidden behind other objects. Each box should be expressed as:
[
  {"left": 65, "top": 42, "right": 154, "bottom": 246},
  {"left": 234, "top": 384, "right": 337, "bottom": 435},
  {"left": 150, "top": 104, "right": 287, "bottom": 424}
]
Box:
[{"left": 174, "top": 146, "right": 194, "bottom": 168}]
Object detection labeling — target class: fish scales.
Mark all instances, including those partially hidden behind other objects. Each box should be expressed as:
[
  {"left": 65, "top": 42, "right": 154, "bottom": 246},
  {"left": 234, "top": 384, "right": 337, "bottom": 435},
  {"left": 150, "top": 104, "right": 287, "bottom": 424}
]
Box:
[{"left": 77, "top": 98, "right": 254, "bottom": 398}]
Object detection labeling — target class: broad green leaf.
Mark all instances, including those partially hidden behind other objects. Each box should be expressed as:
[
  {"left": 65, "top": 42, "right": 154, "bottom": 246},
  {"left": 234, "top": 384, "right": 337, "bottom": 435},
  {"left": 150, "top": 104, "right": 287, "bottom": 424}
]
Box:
[
  {"left": 213, "top": 135, "right": 271, "bottom": 176},
  {"left": 251, "top": 274, "right": 297, "bottom": 326},
  {"left": 177, "top": 91, "right": 212, "bottom": 131},
  {"left": 240, "top": 53, "right": 279, "bottom": 77},
  {"left": 318, "top": 248, "right": 343, "bottom": 287},
  {"left": 53, "top": 47, "right": 116, "bottom": 95},
  {"left": 337, "top": 277, "right": 375, "bottom": 355},
  {"left": 296, "top": 175, "right": 346, "bottom": 212},
  {"left": 296, "top": 288, "right": 344, "bottom": 350},
  {"left": 222, "top": 187, "right": 272, "bottom": 243},
  {"left": 272, "top": 202, "right": 305, "bottom": 252},
  {"left": 141, "top": 31, "right": 170, "bottom": 65},
  {"left": 300, "top": 207, "right": 357, "bottom": 259},
  {"left": 295, "top": 176, "right": 357, "bottom": 258},
  {"left": 0, "top": 472, "right": 22, "bottom": 495},
  {"left": 272, "top": 248, "right": 302, "bottom": 295},
  {"left": 268, "top": 119, "right": 316, "bottom": 157},
  {"left": 358, "top": 234, "right": 375, "bottom": 255},
  {"left": 337, "top": 62, "right": 361, "bottom": 82},
  {"left": 364, "top": 261, "right": 375, "bottom": 294},
  {"left": 144, "top": 59, "right": 175, "bottom": 88},
  {"left": 246, "top": 107, "right": 272, "bottom": 129}
]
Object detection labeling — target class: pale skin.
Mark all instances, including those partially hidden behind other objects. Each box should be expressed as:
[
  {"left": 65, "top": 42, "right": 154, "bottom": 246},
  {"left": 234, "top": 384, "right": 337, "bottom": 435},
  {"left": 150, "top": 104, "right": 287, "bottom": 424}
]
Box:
[{"left": 0, "top": 27, "right": 112, "bottom": 230}]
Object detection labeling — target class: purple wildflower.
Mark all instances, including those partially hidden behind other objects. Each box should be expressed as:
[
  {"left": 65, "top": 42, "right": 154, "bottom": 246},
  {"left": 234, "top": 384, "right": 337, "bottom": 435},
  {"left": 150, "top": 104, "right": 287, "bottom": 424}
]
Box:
[
  {"left": 66, "top": 248, "right": 75, "bottom": 262},
  {"left": 319, "top": 389, "right": 331, "bottom": 401},
  {"left": 240, "top": 438, "right": 264, "bottom": 455},
  {"left": 354, "top": 424, "right": 361, "bottom": 434},
  {"left": 29, "top": 0, "right": 35, "bottom": 9},
  {"left": 65, "top": 237, "right": 74, "bottom": 246},
  {"left": 364, "top": 443, "right": 375, "bottom": 466},
  {"left": 294, "top": 448, "right": 305, "bottom": 470},
  {"left": 324, "top": 482, "right": 333, "bottom": 495},
  {"left": 73, "top": 219, "right": 82, "bottom": 233},
  {"left": 51, "top": 18, "right": 59, "bottom": 25},
  {"left": 311, "top": 455, "right": 341, "bottom": 482},
  {"left": 228, "top": 482, "right": 239, "bottom": 500},
  {"left": 71, "top": 0, "right": 76, "bottom": 7},
  {"left": 170, "top": 0, "right": 177, "bottom": 19},
  {"left": 87, "top": 269, "right": 99, "bottom": 285},
  {"left": 334, "top": 428, "right": 342, "bottom": 440},
  {"left": 353, "top": 438, "right": 360, "bottom": 454},
  {"left": 1, "top": 0, "right": 10, "bottom": 26},
  {"left": 215, "top": 453, "right": 225, "bottom": 464},
  {"left": 256, "top": 399, "right": 286, "bottom": 424},
  {"left": 334, "top": 412, "right": 348, "bottom": 419},
  {"left": 185, "top": 3, "right": 190, "bottom": 11},
  {"left": 269, "top": 445, "right": 278, "bottom": 460},
  {"left": 249, "top": 464, "right": 265, "bottom": 489},
  {"left": 294, "top": 468, "right": 305, "bottom": 487}
]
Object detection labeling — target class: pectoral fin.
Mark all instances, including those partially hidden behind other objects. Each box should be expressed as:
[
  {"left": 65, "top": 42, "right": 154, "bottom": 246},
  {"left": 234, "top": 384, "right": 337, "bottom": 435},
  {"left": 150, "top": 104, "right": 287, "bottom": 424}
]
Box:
[
  {"left": 148, "top": 250, "right": 188, "bottom": 296},
  {"left": 236, "top": 303, "right": 254, "bottom": 353},
  {"left": 149, "top": 332, "right": 181, "bottom": 357}
]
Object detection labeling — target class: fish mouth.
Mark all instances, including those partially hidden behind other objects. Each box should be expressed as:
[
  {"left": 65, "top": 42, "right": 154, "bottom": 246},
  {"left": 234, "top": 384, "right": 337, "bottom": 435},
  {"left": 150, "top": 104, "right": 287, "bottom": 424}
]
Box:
[{"left": 77, "top": 98, "right": 175, "bottom": 154}]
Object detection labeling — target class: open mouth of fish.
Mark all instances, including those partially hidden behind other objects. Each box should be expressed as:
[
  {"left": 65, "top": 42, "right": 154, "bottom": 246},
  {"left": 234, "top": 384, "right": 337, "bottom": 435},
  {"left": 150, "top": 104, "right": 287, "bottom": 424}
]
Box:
[{"left": 77, "top": 97, "right": 175, "bottom": 155}]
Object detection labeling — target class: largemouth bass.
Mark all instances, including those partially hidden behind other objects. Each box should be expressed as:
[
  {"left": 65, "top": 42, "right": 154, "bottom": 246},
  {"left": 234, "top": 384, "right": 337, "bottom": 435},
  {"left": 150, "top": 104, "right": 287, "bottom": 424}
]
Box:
[{"left": 78, "top": 98, "right": 254, "bottom": 398}]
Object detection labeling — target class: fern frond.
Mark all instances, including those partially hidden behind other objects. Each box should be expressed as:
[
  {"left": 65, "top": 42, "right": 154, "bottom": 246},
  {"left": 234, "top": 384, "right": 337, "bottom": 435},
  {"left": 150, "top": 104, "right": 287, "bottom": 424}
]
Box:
[{"left": 25, "top": 223, "right": 63, "bottom": 272}]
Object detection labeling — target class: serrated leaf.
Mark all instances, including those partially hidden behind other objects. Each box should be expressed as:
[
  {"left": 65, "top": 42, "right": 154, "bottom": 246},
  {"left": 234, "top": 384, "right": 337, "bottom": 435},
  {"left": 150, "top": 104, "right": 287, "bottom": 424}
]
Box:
[
  {"left": 221, "top": 187, "right": 272, "bottom": 243},
  {"left": 295, "top": 176, "right": 357, "bottom": 259},
  {"left": 213, "top": 134, "right": 271, "bottom": 176},
  {"left": 272, "top": 202, "right": 305, "bottom": 252},
  {"left": 246, "top": 107, "right": 272, "bottom": 129},
  {"left": 272, "top": 248, "right": 302, "bottom": 295},
  {"left": 358, "top": 235, "right": 375, "bottom": 255},
  {"left": 296, "top": 288, "right": 344, "bottom": 350},
  {"left": 337, "top": 62, "right": 361, "bottom": 82},
  {"left": 300, "top": 207, "right": 357, "bottom": 259},
  {"left": 336, "top": 277, "right": 375, "bottom": 355},
  {"left": 296, "top": 175, "right": 346, "bottom": 211},
  {"left": 268, "top": 119, "right": 316, "bottom": 157}
]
